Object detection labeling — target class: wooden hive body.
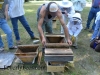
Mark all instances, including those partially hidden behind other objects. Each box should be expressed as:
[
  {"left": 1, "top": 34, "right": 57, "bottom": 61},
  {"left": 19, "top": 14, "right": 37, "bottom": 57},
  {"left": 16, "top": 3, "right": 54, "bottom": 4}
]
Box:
[
  {"left": 15, "top": 45, "right": 39, "bottom": 63},
  {"left": 45, "top": 34, "right": 66, "bottom": 43},
  {"left": 44, "top": 44, "right": 73, "bottom": 62}
]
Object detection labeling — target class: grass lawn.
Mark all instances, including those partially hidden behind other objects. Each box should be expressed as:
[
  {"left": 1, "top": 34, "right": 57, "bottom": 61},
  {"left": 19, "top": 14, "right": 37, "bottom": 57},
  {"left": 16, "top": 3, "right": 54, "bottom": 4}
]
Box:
[{"left": 0, "top": 1, "right": 100, "bottom": 75}]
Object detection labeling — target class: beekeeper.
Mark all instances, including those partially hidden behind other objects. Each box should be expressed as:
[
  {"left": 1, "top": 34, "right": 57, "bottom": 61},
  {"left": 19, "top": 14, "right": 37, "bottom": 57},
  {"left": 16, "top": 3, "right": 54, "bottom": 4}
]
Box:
[
  {"left": 58, "top": 0, "right": 75, "bottom": 33},
  {"left": 71, "top": 0, "right": 86, "bottom": 13},
  {"left": 67, "top": 13, "right": 83, "bottom": 49}
]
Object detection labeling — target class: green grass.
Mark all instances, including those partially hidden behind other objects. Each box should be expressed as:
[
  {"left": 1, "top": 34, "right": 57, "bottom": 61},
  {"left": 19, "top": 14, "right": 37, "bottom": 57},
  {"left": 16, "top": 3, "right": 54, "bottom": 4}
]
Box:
[{"left": 0, "top": 1, "right": 100, "bottom": 75}]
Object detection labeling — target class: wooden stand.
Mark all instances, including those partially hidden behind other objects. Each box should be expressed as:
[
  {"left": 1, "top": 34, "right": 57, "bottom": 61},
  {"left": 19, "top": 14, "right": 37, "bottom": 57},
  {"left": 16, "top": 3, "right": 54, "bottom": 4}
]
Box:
[
  {"left": 38, "top": 51, "right": 42, "bottom": 65},
  {"left": 46, "top": 61, "right": 65, "bottom": 72}
]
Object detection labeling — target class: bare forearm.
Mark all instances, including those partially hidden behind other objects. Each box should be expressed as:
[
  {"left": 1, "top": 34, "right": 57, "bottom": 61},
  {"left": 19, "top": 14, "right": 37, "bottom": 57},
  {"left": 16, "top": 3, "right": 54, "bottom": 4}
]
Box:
[
  {"left": 38, "top": 25, "right": 45, "bottom": 40},
  {"left": 5, "top": 4, "right": 9, "bottom": 20},
  {"left": 62, "top": 24, "right": 70, "bottom": 40}
]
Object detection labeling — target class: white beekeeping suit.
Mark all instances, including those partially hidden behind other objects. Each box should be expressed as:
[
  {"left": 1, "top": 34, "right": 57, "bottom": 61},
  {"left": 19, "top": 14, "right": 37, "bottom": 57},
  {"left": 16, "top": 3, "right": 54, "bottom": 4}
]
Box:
[
  {"left": 71, "top": 0, "right": 86, "bottom": 13},
  {"left": 67, "top": 13, "right": 83, "bottom": 48},
  {"left": 58, "top": 0, "right": 75, "bottom": 33}
]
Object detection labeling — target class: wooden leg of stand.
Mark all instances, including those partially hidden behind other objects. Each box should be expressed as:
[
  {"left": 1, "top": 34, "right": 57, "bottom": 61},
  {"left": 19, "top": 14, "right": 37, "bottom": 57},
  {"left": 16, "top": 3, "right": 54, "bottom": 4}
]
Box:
[
  {"left": 38, "top": 51, "right": 42, "bottom": 65},
  {"left": 51, "top": 72, "right": 55, "bottom": 75}
]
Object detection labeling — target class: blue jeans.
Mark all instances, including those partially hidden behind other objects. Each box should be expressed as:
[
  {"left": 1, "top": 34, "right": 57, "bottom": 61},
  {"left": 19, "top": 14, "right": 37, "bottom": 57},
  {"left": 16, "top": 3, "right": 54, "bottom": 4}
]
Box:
[
  {"left": 86, "top": 7, "right": 100, "bottom": 30},
  {"left": 0, "top": 19, "right": 14, "bottom": 48},
  {"left": 10, "top": 15, "right": 34, "bottom": 41},
  {"left": 42, "top": 21, "right": 53, "bottom": 33}
]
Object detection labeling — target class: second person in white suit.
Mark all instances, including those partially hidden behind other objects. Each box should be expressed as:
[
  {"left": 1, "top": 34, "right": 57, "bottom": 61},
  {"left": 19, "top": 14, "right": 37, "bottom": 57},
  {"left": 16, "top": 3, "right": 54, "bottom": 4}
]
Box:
[{"left": 67, "top": 13, "right": 83, "bottom": 49}]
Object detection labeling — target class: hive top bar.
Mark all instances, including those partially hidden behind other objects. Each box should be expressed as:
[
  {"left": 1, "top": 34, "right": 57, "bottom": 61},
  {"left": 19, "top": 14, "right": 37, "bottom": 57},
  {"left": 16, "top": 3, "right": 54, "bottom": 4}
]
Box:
[
  {"left": 45, "top": 34, "right": 65, "bottom": 37},
  {"left": 45, "top": 48, "right": 73, "bottom": 55}
]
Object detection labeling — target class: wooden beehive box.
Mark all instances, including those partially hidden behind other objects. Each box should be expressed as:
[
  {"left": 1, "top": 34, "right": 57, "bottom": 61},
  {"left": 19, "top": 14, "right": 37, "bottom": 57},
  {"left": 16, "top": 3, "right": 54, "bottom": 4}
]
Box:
[
  {"left": 44, "top": 34, "right": 74, "bottom": 72},
  {"left": 44, "top": 43, "right": 73, "bottom": 72},
  {"left": 45, "top": 34, "right": 66, "bottom": 43},
  {"left": 44, "top": 43, "right": 73, "bottom": 62},
  {"left": 15, "top": 44, "right": 39, "bottom": 63},
  {"left": 46, "top": 61, "right": 65, "bottom": 72}
]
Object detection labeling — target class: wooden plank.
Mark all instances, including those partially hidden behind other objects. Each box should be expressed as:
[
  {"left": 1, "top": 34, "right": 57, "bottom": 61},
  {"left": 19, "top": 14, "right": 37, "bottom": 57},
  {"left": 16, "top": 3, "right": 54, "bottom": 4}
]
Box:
[
  {"left": 46, "top": 37, "right": 65, "bottom": 43},
  {"left": 45, "top": 43, "right": 69, "bottom": 48},
  {"left": 49, "top": 61, "right": 67, "bottom": 66},
  {"left": 17, "top": 44, "right": 39, "bottom": 52},
  {"left": 15, "top": 52, "right": 37, "bottom": 54},
  {"left": 44, "top": 55, "right": 73, "bottom": 62},
  {"left": 45, "top": 48, "right": 73, "bottom": 55},
  {"left": 45, "top": 34, "right": 66, "bottom": 43},
  {"left": 17, "top": 56, "right": 37, "bottom": 63},
  {"left": 45, "top": 34, "right": 65, "bottom": 37},
  {"left": 18, "top": 44, "right": 39, "bottom": 47},
  {"left": 51, "top": 72, "right": 55, "bottom": 75}
]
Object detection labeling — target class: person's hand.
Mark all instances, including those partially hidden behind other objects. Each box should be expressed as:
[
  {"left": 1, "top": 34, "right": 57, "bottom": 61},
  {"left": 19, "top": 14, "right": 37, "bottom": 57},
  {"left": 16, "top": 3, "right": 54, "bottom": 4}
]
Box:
[
  {"left": 42, "top": 38, "right": 46, "bottom": 46},
  {"left": 98, "top": 40, "right": 100, "bottom": 43},
  {"left": 95, "top": 37, "right": 99, "bottom": 40},
  {"left": 67, "top": 39, "right": 72, "bottom": 46},
  {"left": 96, "top": 40, "right": 100, "bottom": 44}
]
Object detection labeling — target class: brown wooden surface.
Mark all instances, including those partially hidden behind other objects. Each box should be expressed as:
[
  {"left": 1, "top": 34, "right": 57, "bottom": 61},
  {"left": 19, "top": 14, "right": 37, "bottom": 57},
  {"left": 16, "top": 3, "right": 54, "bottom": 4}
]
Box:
[
  {"left": 46, "top": 37, "right": 65, "bottom": 43},
  {"left": 49, "top": 61, "right": 67, "bottom": 66},
  {"left": 44, "top": 55, "right": 73, "bottom": 62},
  {"left": 18, "top": 44, "right": 39, "bottom": 48},
  {"left": 15, "top": 45, "right": 39, "bottom": 63},
  {"left": 45, "top": 48, "right": 73, "bottom": 55},
  {"left": 17, "top": 45, "right": 39, "bottom": 52},
  {"left": 18, "top": 56, "right": 36, "bottom": 63},
  {"left": 45, "top": 34, "right": 65, "bottom": 37},
  {"left": 15, "top": 49, "right": 38, "bottom": 54},
  {"left": 45, "top": 34, "right": 66, "bottom": 43},
  {"left": 45, "top": 43, "right": 69, "bottom": 48}
]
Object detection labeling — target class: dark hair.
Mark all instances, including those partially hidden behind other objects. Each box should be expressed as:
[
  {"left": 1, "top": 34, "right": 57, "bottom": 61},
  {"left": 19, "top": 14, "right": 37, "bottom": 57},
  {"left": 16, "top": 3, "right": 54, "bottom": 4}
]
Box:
[{"left": 46, "top": 2, "right": 58, "bottom": 12}]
